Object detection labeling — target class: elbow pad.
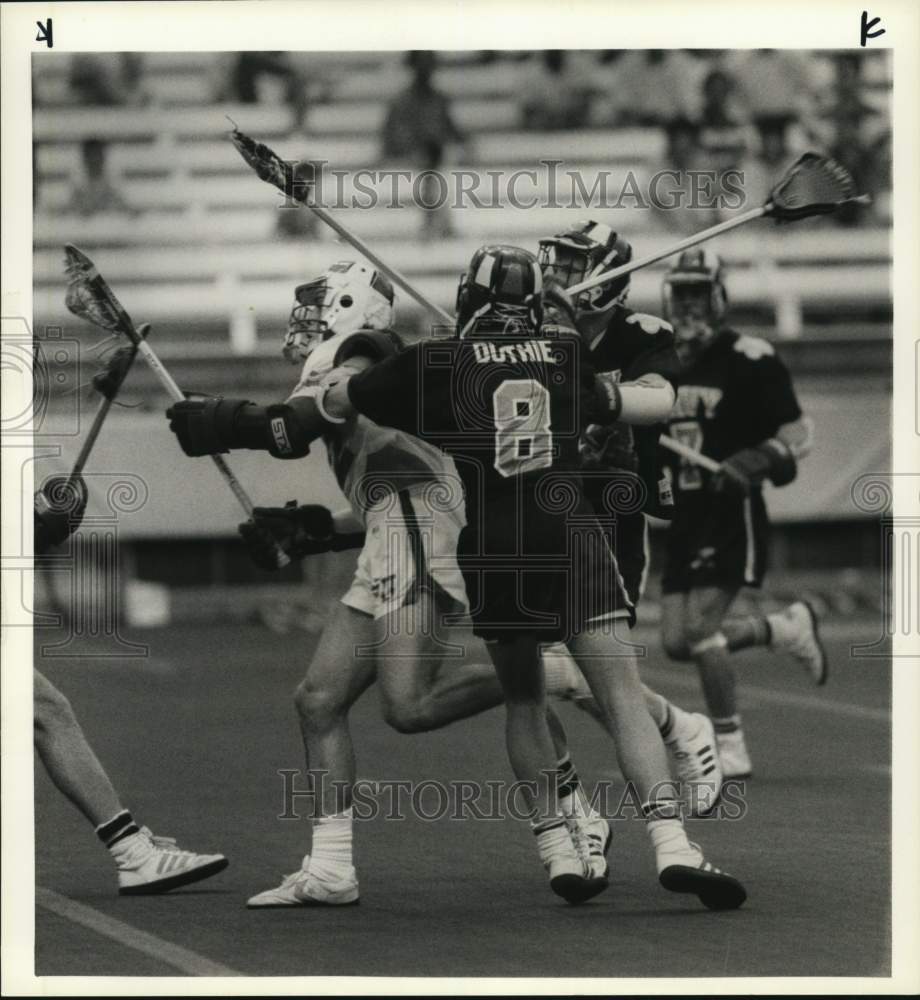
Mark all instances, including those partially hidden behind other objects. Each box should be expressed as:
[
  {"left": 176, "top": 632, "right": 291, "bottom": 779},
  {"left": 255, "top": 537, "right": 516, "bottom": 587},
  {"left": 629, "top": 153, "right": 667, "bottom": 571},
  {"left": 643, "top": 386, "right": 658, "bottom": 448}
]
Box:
[{"left": 333, "top": 328, "right": 404, "bottom": 367}]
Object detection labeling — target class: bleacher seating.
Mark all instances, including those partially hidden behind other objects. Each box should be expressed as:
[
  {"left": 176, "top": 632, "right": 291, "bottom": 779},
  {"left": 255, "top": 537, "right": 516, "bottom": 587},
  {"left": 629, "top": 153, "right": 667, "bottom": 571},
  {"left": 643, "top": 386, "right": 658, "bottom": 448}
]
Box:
[{"left": 32, "top": 51, "right": 892, "bottom": 353}]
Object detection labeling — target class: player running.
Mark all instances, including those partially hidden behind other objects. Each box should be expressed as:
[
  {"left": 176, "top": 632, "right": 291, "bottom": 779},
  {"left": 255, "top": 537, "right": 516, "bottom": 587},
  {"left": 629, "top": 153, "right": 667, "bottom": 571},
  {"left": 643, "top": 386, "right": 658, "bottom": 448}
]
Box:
[
  {"left": 657, "top": 249, "right": 827, "bottom": 778},
  {"left": 166, "top": 260, "right": 606, "bottom": 905},
  {"left": 537, "top": 221, "right": 722, "bottom": 810},
  {"left": 306, "top": 246, "right": 746, "bottom": 908},
  {"left": 33, "top": 475, "right": 228, "bottom": 894}
]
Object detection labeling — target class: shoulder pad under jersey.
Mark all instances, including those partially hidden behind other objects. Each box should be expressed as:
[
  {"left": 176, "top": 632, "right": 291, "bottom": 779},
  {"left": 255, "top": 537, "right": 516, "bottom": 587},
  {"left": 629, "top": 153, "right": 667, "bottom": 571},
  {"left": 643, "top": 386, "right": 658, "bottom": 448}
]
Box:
[
  {"left": 624, "top": 311, "right": 673, "bottom": 336},
  {"left": 732, "top": 333, "right": 775, "bottom": 361},
  {"left": 289, "top": 331, "right": 353, "bottom": 398},
  {"left": 333, "top": 328, "right": 404, "bottom": 368}
]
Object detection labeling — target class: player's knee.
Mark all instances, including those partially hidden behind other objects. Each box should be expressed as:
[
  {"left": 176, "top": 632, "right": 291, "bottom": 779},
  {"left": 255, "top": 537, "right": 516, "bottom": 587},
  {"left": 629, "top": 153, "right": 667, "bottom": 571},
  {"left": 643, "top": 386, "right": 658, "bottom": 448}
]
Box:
[
  {"left": 294, "top": 678, "right": 345, "bottom": 731},
  {"left": 683, "top": 619, "right": 725, "bottom": 657},
  {"left": 661, "top": 631, "right": 692, "bottom": 661},
  {"left": 33, "top": 682, "right": 75, "bottom": 734},
  {"left": 381, "top": 698, "right": 436, "bottom": 735}
]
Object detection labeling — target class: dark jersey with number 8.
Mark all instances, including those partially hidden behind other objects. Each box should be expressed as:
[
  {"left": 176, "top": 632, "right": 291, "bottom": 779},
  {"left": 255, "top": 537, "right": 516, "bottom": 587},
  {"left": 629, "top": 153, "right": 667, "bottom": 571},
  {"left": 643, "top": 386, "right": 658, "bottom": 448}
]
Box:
[{"left": 347, "top": 334, "right": 634, "bottom": 641}]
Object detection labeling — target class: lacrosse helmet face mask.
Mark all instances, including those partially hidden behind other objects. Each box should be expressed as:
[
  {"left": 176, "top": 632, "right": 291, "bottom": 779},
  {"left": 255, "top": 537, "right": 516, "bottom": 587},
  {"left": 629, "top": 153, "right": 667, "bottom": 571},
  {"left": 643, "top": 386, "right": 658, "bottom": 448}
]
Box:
[
  {"left": 455, "top": 245, "right": 543, "bottom": 338},
  {"left": 537, "top": 221, "right": 633, "bottom": 318},
  {"left": 283, "top": 260, "right": 396, "bottom": 364},
  {"left": 662, "top": 249, "right": 727, "bottom": 360}
]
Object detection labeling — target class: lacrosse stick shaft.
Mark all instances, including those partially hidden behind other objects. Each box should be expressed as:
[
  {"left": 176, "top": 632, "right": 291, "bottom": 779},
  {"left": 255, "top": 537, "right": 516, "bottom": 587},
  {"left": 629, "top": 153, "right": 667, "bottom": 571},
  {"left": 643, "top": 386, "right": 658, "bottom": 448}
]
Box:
[
  {"left": 303, "top": 201, "right": 455, "bottom": 325},
  {"left": 568, "top": 207, "right": 767, "bottom": 297},
  {"left": 129, "top": 339, "right": 257, "bottom": 517},
  {"left": 660, "top": 434, "right": 722, "bottom": 473},
  {"left": 70, "top": 397, "right": 113, "bottom": 478}
]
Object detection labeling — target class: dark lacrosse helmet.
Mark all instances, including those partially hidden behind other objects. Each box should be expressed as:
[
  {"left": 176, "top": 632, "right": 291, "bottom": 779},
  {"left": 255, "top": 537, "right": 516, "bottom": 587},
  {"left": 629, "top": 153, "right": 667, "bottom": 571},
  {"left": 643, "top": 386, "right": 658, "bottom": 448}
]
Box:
[
  {"left": 455, "top": 245, "right": 543, "bottom": 338},
  {"left": 537, "top": 220, "right": 633, "bottom": 316},
  {"left": 661, "top": 248, "right": 727, "bottom": 359}
]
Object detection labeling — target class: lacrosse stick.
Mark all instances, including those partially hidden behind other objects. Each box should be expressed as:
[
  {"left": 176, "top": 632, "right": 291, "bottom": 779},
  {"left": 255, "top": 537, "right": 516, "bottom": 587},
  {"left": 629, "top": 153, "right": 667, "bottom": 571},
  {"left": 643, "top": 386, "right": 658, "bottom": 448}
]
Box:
[
  {"left": 63, "top": 244, "right": 290, "bottom": 566},
  {"left": 227, "top": 127, "right": 455, "bottom": 326},
  {"left": 659, "top": 434, "right": 721, "bottom": 473},
  {"left": 68, "top": 336, "right": 143, "bottom": 479},
  {"left": 568, "top": 153, "right": 868, "bottom": 298}
]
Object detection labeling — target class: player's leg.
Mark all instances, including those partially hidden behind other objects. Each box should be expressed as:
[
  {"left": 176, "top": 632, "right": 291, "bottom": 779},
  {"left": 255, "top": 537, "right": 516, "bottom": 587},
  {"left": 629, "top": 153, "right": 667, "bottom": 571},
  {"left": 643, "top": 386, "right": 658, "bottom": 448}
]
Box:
[
  {"left": 683, "top": 583, "right": 755, "bottom": 778},
  {"left": 249, "top": 601, "right": 375, "bottom": 907},
  {"left": 569, "top": 628, "right": 745, "bottom": 910},
  {"left": 375, "top": 591, "right": 505, "bottom": 733},
  {"left": 33, "top": 669, "right": 227, "bottom": 894},
  {"left": 487, "top": 635, "right": 606, "bottom": 903},
  {"left": 34, "top": 668, "right": 123, "bottom": 826}
]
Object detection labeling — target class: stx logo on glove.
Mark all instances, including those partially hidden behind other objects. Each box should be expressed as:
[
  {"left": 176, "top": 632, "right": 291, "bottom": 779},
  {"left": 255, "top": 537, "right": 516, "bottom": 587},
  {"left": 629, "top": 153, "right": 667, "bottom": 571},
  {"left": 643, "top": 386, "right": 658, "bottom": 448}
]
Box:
[{"left": 270, "top": 417, "right": 293, "bottom": 456}]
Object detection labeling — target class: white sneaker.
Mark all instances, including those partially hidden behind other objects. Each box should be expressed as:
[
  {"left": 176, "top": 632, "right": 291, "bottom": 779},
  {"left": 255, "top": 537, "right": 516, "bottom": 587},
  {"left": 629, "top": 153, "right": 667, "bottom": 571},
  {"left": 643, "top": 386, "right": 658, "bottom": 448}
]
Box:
[
  {"left": 112, "top": 828, "right": 228, "bottom": 896},
  {"left": 568, "top": 813, "right": 612, "bottom": 879},
  {"left": 540, "top": 823, "right": 608, "bottom": 904},
  {"left": 247, "top": 859, "right": 359, "bottom": 908},
  {"left": 769, "top": 600, "right": 828, "bottom": 685},
  {"left": 656, "top": 839, "right": 747, "bottom": 911},
  {"left": 716, "top": 729, "right": 753, "bottom": 779},
  {"left": 665, "top": 712, "right": 723, "bottom": 816}
]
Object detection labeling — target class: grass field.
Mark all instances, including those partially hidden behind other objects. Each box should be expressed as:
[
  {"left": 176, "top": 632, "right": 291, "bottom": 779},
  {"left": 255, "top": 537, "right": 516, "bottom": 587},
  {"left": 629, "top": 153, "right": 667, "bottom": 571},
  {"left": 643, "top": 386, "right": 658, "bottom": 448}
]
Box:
[{"left": 32, "top": 621, "right": 891, "bottom": 979}]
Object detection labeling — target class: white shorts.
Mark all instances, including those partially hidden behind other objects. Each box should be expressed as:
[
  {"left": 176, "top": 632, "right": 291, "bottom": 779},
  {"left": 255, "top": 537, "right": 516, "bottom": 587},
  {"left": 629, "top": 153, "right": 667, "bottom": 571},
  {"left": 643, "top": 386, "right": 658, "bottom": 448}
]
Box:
[{"left": 341, "top": 489, "right": 469, "bottom": 620}]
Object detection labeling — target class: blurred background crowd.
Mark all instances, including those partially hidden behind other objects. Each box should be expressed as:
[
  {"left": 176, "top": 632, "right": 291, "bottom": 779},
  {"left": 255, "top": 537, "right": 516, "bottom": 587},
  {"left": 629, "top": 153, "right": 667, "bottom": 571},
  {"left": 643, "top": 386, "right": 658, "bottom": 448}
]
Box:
[{"left": 29, "top": 50, "right": 891, "bottom": 626}]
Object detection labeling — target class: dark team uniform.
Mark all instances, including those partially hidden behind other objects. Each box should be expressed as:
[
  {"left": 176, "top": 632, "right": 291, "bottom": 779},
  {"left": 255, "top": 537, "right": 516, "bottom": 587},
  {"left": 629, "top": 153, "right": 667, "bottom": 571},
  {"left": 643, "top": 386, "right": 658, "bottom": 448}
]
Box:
[
  {"left": 582, "top": 306, "right": 681, "bottom": 605},
  {"left": 347, "top": 334, "right": 634, "bottom": 642},
  {"left": 660, "top": 328, "right": 802, "bottom": 593}
]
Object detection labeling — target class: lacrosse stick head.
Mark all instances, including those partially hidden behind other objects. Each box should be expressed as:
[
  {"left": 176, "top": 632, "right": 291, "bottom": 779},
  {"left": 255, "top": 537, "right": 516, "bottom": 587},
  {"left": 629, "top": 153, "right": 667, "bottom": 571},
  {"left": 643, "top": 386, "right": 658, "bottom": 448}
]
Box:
[
  {"left": 766, "top": 153, "right": 865, "bottom": 221},
  {"left": 91, "top": 342, "right": 140, "bottom": 401},
  {"left": 228, "top": 127, "right": 305, "bottom": 202},
  {"left": 63, "top": 244, "right": 139, "bottom": 342}
]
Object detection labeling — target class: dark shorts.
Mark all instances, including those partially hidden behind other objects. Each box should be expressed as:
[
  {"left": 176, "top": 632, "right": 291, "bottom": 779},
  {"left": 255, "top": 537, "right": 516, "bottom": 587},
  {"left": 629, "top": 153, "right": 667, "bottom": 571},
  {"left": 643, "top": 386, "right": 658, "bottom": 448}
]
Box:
[
  {"left": 662, "top": 490, "right": 769, "bottom": 595},
  {"left": 458, "top": 495, "right": 635, "bottom": 644}
]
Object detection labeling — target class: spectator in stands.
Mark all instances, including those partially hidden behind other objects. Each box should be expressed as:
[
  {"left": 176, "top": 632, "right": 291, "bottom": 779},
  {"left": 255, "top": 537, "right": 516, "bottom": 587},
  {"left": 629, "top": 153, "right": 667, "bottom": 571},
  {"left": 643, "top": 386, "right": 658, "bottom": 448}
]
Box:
[
  {"left": 219, "top": 52, "right": 319, "bottom": 128},
  {"left": 601, "top": 50, "right": 702, "bottom": 127},
  {"left": 275, "top": 159, "right": 320, "bottom": 240},
  {"left": 69, "top": 54, "right": 149, "bottom": 107},
  {"left": 821, "top": 54, "right": 889, "bottom": 226},
  {"left": 517, "top": 50, "right": 594, "bottom": 130},
  {"left": 71, "top": 139, "right": 136, "bottom": 217},
  {"left": 380, "top": 51, "right": 467, "bottom": 241},
  {"left": 653, "top": 118, "right": 707, "bottom": 234},
  {"left": 724, "top": 50, "right": 817, "bottom": 131}
]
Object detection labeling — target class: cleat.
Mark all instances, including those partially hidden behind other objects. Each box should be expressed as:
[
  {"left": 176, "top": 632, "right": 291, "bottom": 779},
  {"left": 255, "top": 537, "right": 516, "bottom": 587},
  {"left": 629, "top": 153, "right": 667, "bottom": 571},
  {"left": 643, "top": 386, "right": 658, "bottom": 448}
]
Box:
[
  {"left": 769, "top": 600, "right": 828, "bottom": 686},
  {"left": 659, "top": 861, "right": 747, "bottom": 911},
  {"left": 665, "top": 712, "right": 723, "bottom": 816},
  {"left": 568, "top": 814, "right": 612, "bottom": 879},
  {"left": 247, "top": 861, "right": 359, "bottom": 908},
  {"left": 547, "top": 855, "right": 609, "bottom": 905},
  {"left": 715, "top": 729, "right": 753, "bottom": 779},
  {"left": 113, "top": 828, "right": 228, "bottom": 896},
  {"left": 655, "top": 839, "right": 746, "bottom": 911}
]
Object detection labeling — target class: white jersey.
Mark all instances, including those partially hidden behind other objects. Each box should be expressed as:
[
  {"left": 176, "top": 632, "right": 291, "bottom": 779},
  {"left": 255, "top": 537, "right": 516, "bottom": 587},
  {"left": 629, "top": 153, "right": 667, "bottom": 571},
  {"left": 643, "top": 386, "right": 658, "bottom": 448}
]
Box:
[{"left": 287, "top": 331, "right": 464, "bottom": 527}]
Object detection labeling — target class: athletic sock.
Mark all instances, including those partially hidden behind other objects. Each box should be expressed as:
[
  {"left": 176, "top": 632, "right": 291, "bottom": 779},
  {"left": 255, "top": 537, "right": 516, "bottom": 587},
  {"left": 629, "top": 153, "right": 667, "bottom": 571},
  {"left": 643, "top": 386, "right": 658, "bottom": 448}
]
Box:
[
  {"left": 726, "top": 615, "right": 772, "bottom": 651},
  {"left": 557, "top": 756, "right": 599, "bottom": 820},
  {"left": 309, "top": 808, "right": 354, "bottom": 881},
  {"left": 712, "top": 714, "right": 743, "bottom": 736},
  {"left": 643, "top": 799, "right": 699, "bottom": 872},
  {"left": 95, "top": 809, "right": 140, "bottom": 849},
  {"left": 531, "top": 815, "right": 573, "bottom": 868}
]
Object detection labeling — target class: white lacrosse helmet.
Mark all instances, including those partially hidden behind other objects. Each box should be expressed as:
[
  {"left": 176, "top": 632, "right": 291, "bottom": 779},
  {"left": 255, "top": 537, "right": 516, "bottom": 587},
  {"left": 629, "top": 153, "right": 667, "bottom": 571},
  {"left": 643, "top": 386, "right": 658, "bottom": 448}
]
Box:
[{"left": 283, "top": 260, "right": 396, "bottom": 364}]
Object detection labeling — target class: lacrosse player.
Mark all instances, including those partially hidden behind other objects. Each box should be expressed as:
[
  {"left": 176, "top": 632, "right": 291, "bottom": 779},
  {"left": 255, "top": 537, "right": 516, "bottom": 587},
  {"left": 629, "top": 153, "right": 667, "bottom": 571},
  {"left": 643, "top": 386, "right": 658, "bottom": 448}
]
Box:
[
  {"left": 33, "top": 476, "right": 228, "bottom": 894},
  {"left": 658, "top": 249, "right": 826, "bottom": 778},
  {"left": 268, "top": 246, "right": 746, "bottom": 909},
  {"left": 166, "top": 256, "right": 740, "bottom": 906},
  {"left": 537, "top": 221, "right": 722, "bottom": 808}
]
